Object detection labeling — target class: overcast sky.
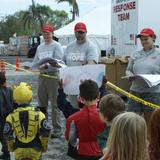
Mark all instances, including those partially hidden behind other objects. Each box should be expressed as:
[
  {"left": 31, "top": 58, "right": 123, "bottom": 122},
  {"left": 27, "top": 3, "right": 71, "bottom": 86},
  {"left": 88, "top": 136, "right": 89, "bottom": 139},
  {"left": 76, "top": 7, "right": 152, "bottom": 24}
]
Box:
[{"left": 0, "top": 0, "right": 110, "bottom": 18}]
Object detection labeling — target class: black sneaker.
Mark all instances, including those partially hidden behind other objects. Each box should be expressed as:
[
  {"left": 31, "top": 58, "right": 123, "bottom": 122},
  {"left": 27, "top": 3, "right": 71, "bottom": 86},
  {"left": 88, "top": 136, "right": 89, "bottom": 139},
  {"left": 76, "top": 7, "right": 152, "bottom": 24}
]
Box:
[{"left": 0, "top": 153, "right": 10, "bottom": 160}]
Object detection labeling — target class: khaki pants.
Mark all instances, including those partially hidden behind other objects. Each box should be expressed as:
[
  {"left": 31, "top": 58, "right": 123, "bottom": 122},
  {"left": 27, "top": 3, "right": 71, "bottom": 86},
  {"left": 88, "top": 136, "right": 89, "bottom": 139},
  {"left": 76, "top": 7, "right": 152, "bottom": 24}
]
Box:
[{"left": 38, "top": 75, "right": 62, "bottom": 134}]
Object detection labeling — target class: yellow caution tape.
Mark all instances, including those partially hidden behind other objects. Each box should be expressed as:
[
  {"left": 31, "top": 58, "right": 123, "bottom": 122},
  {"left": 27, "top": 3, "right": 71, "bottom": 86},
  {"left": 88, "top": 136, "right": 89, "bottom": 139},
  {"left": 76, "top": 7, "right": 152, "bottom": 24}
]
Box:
[
  {"left": 106, "top": 81, "right": 160, "bottom": 109},
  {"left": 4, "top": 60, "right": 160, "bottom": 109},
  {"left": 4, "top": 61, "right": 59, "bottom": 79}
]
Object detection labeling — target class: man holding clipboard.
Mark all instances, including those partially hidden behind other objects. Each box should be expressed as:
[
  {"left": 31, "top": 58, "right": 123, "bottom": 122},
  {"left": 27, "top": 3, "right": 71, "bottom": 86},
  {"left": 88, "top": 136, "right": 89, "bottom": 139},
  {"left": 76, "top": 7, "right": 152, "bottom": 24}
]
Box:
[{"left": 32, "top": 24, "right": 64, "bottom": 138}]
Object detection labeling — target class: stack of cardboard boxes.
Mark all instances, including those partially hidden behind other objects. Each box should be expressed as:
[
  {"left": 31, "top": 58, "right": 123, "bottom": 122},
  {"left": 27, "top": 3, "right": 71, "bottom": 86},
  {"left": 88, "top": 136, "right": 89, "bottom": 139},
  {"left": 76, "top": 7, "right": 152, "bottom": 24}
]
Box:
[{"left": 18, "top": 36, "right": 29, "bottom": 56}]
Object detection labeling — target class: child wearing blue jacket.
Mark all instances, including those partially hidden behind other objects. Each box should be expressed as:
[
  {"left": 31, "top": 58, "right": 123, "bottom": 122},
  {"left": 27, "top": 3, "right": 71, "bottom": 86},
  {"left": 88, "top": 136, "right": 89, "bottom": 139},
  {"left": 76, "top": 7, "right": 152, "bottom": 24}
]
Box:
[{"left": 0, "top": 72, "right": 13, "bottom": 160}]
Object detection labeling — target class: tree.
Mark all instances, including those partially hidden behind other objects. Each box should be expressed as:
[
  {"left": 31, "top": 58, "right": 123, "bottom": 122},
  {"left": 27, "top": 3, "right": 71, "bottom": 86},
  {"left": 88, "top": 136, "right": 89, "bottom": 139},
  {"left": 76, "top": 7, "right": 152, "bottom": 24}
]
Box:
[
  {"left": 0, "top": 2, "right": 69, "bottom": 42},
  {"left": 55, "top": 0, "right": 79, "bottom": 21},
  {"left": 21, "top": 0, "right": 51, "bottom": 35},
  {"left": 44, "top": 10, "right": 69, "bottom": 30},
  {"left": 0, "top": 15, "right": 27, "bottom": 43}
]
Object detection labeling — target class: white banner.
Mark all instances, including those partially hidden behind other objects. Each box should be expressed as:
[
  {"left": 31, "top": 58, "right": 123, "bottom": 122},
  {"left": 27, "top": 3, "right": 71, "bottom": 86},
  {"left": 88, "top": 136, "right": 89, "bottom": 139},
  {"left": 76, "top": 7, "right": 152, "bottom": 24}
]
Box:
[
  {"left": 60, "top": 64, "right": 105, "bottom": 95},
  {"left": 111, "top": 0, "right": 138, "bottom": 55}
]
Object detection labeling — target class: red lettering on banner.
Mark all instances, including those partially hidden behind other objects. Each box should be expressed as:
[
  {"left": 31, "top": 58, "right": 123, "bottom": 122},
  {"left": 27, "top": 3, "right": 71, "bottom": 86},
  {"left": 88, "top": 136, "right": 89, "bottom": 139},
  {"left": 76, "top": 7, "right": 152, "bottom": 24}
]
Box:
[
  {"left": 118, "top": 12, "right": 130, "bottom": 21},
  {"left": 114, "top": 1, "right": 136, "bottom": 13}
]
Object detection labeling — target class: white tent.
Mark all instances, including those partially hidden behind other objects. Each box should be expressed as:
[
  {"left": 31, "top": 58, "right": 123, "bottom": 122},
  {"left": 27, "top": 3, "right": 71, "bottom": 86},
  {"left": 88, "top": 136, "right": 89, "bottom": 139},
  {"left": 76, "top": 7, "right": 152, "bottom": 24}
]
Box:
[{"left": 55, "top": 5, "right": 111, "bottom": 55}]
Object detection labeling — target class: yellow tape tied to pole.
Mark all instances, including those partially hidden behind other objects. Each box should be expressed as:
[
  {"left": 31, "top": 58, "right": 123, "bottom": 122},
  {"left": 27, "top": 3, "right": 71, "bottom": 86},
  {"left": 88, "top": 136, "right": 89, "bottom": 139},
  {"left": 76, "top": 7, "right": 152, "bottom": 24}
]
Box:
[
  {"left": 4, "top": 61, "right": 58, "bottom": 79},
  {"left": 106, "top": 81, "right": 160, "bottom": 109}
]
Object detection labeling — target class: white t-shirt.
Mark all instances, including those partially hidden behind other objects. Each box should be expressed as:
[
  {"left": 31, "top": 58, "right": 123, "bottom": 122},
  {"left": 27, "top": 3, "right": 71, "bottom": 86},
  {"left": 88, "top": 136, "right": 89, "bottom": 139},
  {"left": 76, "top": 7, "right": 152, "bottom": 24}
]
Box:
[
  {"left": 32, "top": 40, "right": 64, "bottom": 73},
  {"left": 64, "top": 39, "right": 99, "bottom": 66}
]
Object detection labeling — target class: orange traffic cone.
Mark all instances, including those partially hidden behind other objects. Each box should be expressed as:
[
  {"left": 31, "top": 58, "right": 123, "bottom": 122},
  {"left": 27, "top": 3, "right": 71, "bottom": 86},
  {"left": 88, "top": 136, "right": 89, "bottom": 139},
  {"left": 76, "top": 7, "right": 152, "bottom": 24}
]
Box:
[
  {"left": 15, "top": 56, "right": 20, "bottom": 71},
  {"left": 0, "top": 59, "right": 6, "bottom": 74}
]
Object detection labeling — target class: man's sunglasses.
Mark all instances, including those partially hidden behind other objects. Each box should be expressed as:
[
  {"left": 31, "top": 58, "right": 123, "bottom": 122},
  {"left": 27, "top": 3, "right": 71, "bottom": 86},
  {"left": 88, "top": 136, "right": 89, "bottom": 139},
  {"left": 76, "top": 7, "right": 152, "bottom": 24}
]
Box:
[{"left": 76, "top": 31, "right": 86, "bottom": 34}]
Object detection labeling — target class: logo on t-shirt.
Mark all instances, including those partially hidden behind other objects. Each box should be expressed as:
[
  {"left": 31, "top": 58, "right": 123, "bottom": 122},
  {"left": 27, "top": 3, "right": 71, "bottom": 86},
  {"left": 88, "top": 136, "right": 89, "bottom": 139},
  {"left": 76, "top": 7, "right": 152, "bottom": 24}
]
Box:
[
  {"left": 67, "top": 52, "right": 85, "bottom": 62},
  {"left": 39, "top": 51, "right": 53, "bottom": 59}
]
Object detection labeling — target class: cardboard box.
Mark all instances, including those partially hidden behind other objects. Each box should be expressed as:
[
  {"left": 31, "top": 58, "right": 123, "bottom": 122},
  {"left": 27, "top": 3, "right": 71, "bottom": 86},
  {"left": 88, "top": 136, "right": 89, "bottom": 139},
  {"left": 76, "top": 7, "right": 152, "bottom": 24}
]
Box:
[{"left": 100, "top": 56, "right": 131, "bottom": 95}]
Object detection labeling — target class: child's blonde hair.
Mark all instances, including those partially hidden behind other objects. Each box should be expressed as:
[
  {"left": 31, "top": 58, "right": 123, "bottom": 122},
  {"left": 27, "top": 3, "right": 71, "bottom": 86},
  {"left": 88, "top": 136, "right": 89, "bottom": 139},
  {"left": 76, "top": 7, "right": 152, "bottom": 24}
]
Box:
[{"left": 106, "top": 112, "right": 149, "bottom": 160}]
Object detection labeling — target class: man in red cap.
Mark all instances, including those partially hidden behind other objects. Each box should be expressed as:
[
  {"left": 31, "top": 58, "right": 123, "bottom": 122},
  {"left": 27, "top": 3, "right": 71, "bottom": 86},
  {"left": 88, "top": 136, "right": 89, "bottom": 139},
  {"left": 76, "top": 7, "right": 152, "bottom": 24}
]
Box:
[
  {"left": 32, "top": 24, "right": 64, "bottom": 138},
  {"left": 126, "top": 27, "right": 160, "bottom": 126},
  {"left": 64, "top": 22, "right": 99, "bottom": 107}
]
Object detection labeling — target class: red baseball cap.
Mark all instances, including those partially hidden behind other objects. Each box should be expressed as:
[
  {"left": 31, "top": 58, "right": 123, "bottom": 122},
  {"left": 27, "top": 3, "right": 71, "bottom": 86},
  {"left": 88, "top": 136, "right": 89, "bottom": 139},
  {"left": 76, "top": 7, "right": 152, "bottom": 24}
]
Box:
[
  {"left": 42, "top": 24, "right": 54, "bottom": 33},
  {"left": 137, "top": 28, "right": 156, "bottom": 38},
  {"left": 74, "top": 22, "right": 87, "bottom": 32}
]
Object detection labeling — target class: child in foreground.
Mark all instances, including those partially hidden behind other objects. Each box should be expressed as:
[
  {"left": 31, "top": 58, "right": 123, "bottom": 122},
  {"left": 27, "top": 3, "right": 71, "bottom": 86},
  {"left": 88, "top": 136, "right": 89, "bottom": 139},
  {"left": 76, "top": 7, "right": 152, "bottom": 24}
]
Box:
[
  {"left": 57, "top": 77, "right": 107, "bottom": 158},
  {"left": 0, "top": 72, "right": 13, "bottom": 160},
  {"left": 97, "top": 94, "right": 125, "bottom": 151},
  {"left": 100, "top": 112, "right": 149, "bottom": 160},
  {"left": 65, "top": 79, "right": 105, "bottom": 160},
  {"left": 4, "top": 82, "right": 51, "bottom": 160}
]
